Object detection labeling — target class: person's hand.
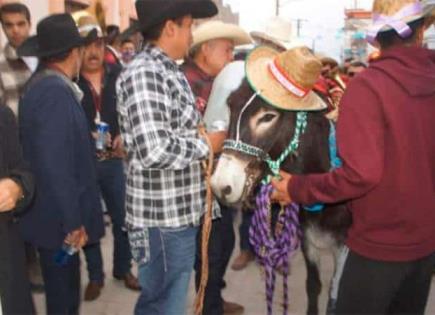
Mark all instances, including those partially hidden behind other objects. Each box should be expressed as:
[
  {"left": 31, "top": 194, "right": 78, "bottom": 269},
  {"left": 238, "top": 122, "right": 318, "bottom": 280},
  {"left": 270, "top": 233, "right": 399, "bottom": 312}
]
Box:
[
  {"left": 91, "top": 132, "right": 112, "bottom": 148},
  {"left": 270, "top": 171, "right": 293, "bottom": 205},
  {"left": 0, "top": 178, "right": 23, "bottom": 212},
  {"left": 111, "top": 135, "right": 126, "bottom": 158},
  {"left": 205, "top": 131, "right": 227, "bottom": 154},
  {"left": 325, "top": 107, "right": 339, "bottom": 122},
  {"left": 65, "top": 226, "right": 88, "bottom": 249}
]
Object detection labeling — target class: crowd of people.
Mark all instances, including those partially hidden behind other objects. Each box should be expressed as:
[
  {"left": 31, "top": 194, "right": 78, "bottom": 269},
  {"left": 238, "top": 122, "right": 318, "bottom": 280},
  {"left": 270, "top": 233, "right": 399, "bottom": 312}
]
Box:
[{"left": 0, "top": 0, "right": 434, "bottom": 315}]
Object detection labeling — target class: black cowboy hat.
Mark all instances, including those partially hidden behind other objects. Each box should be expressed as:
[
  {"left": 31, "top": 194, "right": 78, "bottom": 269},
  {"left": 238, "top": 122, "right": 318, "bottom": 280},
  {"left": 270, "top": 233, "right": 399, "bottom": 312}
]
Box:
[
  {"left": 17, "top": 13, "right": 97, "bottom": 58},
  {"left": 135, "top": 0, "right": 218, "bottom": 33},
  {"left": 119, "top": 20, "right": 140, "bottom": 42}
]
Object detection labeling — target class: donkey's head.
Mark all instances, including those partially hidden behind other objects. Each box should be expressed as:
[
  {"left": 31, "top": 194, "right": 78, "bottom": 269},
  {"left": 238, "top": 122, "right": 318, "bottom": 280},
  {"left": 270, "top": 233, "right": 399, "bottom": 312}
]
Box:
[
  {"left": 211, "top": 80, "right": 301, "bottom": 207},
  {"left": 211, "top": 46, "right": 331, "bottom": 208}
]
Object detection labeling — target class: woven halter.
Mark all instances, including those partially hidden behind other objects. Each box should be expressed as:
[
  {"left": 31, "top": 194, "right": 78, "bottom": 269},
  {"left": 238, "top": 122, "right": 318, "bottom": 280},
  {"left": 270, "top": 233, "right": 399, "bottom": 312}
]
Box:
[{"left": 223, "top": 92, "right": 308, "bottom": 183}]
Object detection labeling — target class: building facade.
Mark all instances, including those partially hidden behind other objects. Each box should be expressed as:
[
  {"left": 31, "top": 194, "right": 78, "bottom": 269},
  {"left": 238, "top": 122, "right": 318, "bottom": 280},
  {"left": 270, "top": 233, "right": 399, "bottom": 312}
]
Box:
[
  {"left": 211, "top": 0, "right": 239, "bottom": 24},
  {"left": 0, "top": 0, "right": 136, "bottom": 46},
  {"left": 343, "top": 9, "right": 372, "bottom": 61}
]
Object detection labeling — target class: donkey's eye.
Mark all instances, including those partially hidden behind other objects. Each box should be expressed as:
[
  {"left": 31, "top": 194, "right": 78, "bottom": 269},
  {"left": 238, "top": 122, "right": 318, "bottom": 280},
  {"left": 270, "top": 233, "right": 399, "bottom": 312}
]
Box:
[{"left": 258, "top": 113, "right": 278, "bottom": 125}]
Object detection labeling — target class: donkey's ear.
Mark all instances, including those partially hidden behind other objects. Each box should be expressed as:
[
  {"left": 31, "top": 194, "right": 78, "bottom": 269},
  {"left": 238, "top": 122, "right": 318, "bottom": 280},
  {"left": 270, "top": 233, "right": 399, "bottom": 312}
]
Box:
[{"left": 227, "top": 79, "right": 252, "bottom": 109}]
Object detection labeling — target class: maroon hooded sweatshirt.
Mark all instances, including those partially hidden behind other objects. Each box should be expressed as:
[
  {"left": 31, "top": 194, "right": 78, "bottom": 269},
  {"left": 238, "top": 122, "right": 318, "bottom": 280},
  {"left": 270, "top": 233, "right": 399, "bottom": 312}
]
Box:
[{"left": 288, "top": 46, "right": 435, "bottom": 262}]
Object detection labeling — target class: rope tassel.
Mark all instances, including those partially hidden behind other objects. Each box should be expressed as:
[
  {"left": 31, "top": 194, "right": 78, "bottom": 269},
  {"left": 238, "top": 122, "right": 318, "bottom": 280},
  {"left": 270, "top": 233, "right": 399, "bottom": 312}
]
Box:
[
  {"left": 249, "top": 184, "right": 302, "bottom": 315},
  {"left": 194, "top": 126, "right": 215, "bottom": 315}
]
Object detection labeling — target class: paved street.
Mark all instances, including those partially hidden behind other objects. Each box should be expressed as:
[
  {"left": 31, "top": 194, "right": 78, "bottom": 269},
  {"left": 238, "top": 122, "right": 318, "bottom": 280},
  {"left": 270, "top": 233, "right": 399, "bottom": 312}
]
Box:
[{"left": 34, "top": 212, "right": 435, "bottom": 315}]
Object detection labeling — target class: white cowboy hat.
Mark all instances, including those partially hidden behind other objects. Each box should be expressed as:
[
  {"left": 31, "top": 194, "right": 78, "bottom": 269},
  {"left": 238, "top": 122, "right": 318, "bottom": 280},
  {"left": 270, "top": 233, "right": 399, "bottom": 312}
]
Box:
[
  {"left": 250, "top": 17, "right": 304, "bottom": 51},
  {"left": 75, "top": 14, "right": 104, "bottom": 38},
  {"left": 192, "top": 20, "right": 252, "bottom": 48}
]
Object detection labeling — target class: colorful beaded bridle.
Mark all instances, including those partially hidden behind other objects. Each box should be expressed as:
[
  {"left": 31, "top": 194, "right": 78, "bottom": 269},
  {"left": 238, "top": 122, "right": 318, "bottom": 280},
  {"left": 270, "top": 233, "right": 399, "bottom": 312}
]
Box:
[{"left": 223, "top": 91, "right": 308, "bottom": 183}]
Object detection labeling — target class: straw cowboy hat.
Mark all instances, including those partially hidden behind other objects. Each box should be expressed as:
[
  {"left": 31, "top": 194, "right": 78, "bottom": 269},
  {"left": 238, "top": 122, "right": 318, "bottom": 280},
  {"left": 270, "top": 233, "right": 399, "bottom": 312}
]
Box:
[
  {"left": 192, "top": 20, "right": 252, "bottom": 48},
  {"left": 75, "top": 14, "right": 104, "bottom": 38},
  {"left": 245, "top": 46, "right": 327, "bottom": 111},
  {"left": 367, "top": 0, "right": 435, "bottom": 44},
  {"left": 18, "top": 13, "right": 97, "bottom": 58},
  {"left": 250, "top": 17, "right": 304, "bottom": 51},
  {"left": 135, "top": 0, "right": 217, "bottom": 33}
]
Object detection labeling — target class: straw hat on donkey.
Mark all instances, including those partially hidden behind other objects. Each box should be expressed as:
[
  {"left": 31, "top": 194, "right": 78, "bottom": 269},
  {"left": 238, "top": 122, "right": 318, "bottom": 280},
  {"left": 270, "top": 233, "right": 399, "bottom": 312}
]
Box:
[{"left": 246, "top": 45, "right": 327, "bottom": 111}]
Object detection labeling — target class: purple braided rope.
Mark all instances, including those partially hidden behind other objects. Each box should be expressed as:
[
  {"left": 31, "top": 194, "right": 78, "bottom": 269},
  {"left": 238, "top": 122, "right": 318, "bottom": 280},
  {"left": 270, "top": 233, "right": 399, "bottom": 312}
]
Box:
[{"left": 249, "top": 184, "right": 301, "bottom": 315}]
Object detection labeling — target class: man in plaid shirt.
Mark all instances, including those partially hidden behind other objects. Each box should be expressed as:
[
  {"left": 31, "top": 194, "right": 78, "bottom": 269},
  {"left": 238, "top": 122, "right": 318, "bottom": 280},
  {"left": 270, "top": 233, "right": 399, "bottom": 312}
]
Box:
[
  {"left": 116, "top": 1, "right": 225, "bottom": 314},
  {"left": 181, "top": 20, "right": 251, "bottom": 315}
]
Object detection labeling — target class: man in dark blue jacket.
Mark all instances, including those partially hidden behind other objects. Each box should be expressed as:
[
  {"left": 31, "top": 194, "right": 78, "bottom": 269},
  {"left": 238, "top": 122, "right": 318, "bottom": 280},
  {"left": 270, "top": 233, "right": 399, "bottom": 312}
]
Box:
[{"left": 18, "top": 14, "right": 104, "bottom": 315}]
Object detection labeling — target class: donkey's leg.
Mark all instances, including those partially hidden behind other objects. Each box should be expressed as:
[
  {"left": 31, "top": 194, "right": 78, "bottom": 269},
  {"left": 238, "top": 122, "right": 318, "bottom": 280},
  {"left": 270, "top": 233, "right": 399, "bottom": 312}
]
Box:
[
  {"left": 301, "top": 238, "right": 322, "bottom": 315},
  {"left": 326, "top": 244, "right": 348, "bottom": 315}
]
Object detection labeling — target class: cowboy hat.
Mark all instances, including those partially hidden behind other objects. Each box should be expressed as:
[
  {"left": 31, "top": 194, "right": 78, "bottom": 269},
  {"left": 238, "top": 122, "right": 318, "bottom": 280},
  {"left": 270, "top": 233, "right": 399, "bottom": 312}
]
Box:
[
  {"left": 119, "top": 20, "right": 140, "bottom": 41},
  {"left": 135, "top": 0, "right": 217, "bottom": 34},
  {"left": 191, "top": 21, "right": 252, "bottom": 48},
  {"left": 75, "top": 14, "right": 104, "bottom": 38},
  {"left": 17, "top": 13, "right": 97, "bottom": 58},
  {"left": 245, "top": 46, "right": 327, "bottom": 111},
  {"left": 250, "top": 17, "right": 304, "bottom": 51},
  {"left": 367, "top": 0, "right": 435, "bottom": 43},
  {"left": 315, "top": 53, "right": 339, "bottom": 67}
]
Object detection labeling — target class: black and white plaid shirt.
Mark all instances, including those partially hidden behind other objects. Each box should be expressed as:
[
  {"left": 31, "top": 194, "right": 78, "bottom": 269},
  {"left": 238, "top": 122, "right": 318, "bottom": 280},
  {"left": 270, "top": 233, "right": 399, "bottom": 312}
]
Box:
[{"left": 117, "top": 43, "right": 219, "bottom": 229}]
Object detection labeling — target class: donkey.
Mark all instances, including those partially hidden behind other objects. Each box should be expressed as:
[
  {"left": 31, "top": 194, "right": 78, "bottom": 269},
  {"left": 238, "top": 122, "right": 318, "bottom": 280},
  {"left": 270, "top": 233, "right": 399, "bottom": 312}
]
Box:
[{"left": 211, "top": 80, "right": 352, "bottom": 314}]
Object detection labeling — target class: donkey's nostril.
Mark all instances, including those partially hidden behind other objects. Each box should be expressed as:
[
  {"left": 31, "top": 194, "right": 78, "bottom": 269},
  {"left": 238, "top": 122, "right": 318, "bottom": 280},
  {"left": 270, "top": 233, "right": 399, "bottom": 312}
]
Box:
[{"left": 222, "top": 185, "right": 232, "bottom": 196}]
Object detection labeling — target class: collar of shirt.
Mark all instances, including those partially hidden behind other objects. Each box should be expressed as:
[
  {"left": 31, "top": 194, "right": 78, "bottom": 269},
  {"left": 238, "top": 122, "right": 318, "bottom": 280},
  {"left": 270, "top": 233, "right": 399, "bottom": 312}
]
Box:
[
  {"left": 4, "top": 43, "right": 38, "bottom": 72},
  {"left": 182, "top": 58, "right": 214, "bottom": 83},
  {"left": 143, "top": 43, "right": 180, "bottom": 72},
  {"left": 41, "top": 66, "right": 84, "bottom": 102},
  {"left": 81, "top": 68, "right": 105, "bottom": 112},
  {"left": 4, "top": 43, "right": 19, "bottom": 61}
]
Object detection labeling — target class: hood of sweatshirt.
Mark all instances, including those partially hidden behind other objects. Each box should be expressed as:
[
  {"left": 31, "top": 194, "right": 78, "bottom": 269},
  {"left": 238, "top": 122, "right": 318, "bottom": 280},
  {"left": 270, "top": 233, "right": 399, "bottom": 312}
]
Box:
[{"left": 370, "top": 46, "right": 435, "bottom": 97}]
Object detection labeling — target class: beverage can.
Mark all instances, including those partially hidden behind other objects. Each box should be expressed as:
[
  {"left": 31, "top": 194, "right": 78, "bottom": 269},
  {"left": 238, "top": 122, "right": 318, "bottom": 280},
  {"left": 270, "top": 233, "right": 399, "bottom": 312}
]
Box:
[
  {"left": 96, "top": 122, "right": 109, "bottom": 134},
  {"left": 209, "top": 120, "right": 228, "bottom": 132},
  {"left": 96, "top": 122, "right": 109, "bottom": 151}
]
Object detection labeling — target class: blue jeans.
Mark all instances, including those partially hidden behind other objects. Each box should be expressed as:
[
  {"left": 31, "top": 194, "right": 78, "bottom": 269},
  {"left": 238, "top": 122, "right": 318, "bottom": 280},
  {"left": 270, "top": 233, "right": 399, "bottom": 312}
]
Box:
[
  {"left": 134, "top": 226, "right": 198, "bottom": 315},
  {"left": 83, "top": 159, "right": 132, "bottom": 282}
]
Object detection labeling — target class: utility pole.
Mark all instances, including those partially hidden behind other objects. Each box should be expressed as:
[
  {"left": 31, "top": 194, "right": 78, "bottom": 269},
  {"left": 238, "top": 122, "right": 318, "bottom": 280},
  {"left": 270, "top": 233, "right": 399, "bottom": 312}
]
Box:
[
  {"left": 276, "top": 0, "right": 280, "bottom": 16},
  {"left": 294, "top": 19, "right": 306, "bottom": 37}
]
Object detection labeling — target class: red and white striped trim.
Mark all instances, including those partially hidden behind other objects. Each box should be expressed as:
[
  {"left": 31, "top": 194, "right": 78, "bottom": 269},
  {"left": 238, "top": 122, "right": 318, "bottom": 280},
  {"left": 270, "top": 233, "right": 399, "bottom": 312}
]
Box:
[{"left": 268, "top": 59, "right": 309, "bottom": 98}]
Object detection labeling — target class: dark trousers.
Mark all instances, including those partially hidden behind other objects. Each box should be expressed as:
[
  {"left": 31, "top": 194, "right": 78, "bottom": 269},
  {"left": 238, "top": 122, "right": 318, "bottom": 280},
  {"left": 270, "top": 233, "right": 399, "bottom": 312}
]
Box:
[
  {"left": 239, "top": 210, "right": 254, "bottom": 252},
  {"left": 0, "top": 219, "right": 35, "bottom": 315},
  {"left": 195, "top": 206, "right": 235, "bottom": 315},
  {"left": 83, "top": 159, "right": 132, "bottom": 282},
  {"left": 83, "top": 242, "right": 104, "bottom": 284},
  {"left": 334, "top": 249, "right": 435, "bottom": 315},
  {"left": 38, "top": 248, "right": 80, "bottom": 315}
]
